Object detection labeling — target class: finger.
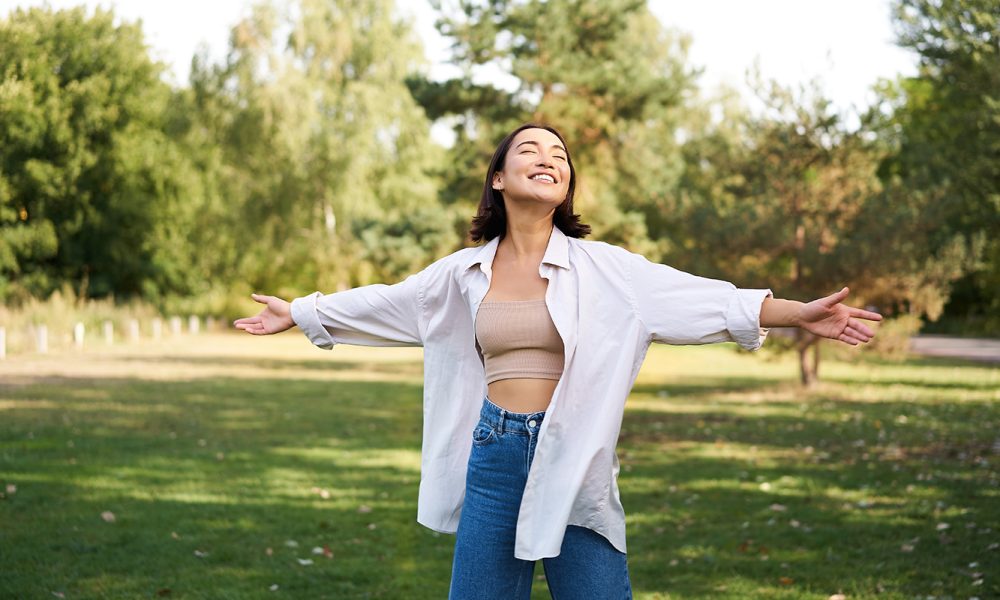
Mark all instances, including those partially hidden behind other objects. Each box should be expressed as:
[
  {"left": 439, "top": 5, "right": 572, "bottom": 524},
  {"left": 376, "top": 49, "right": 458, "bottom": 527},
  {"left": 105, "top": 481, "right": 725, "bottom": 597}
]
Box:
[
  {"left": 837, "top": 333, "right": 861, "bottom": 346},
  {"left": 849, "top": 307, "right": 883, "bottom": 321},
  {"left": 844, "top": 325, "right": 871, "bottom": 343},
  {"left": 849, "top": 319, "right": 875, "bottom": 337},
  {"left": 250, "top": 293, "right": 270, "bottom": 304},
  {"left": 823, "top": 286, "right": 850, "bottom": 307},
  {"left": 233, "top": 316, "right": 261, "bottom": 328}
]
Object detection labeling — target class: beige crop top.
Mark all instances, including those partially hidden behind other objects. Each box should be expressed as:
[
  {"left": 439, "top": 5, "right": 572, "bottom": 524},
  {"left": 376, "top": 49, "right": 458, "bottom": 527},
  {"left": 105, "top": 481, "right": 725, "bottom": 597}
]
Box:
[{"left": 475, "top": 299, "right": 565, "bottom": 384}]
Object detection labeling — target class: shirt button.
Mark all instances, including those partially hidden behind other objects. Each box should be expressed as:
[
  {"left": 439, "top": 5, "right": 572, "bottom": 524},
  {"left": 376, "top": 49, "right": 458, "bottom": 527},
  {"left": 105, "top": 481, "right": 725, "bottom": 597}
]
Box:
[{"left": 528, "top": 419, "right": 537, "bottom": 428}]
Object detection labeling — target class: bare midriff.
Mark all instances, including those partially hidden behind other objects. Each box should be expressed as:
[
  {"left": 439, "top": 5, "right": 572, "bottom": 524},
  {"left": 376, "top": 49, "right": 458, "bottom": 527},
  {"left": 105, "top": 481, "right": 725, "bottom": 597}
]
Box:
[{"left": 487, "top": 377, "right": 558, "bottom": 413}]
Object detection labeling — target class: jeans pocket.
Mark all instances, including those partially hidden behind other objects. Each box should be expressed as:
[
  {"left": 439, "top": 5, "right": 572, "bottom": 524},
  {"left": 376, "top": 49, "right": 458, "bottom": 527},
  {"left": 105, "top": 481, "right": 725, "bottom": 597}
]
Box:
[{"left": 471, "top": 421, "right": 497, "bottom": 447}]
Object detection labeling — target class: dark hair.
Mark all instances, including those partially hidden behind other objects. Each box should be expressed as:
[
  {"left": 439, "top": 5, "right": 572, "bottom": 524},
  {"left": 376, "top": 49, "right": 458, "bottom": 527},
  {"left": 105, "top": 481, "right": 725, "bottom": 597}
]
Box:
[{"left": 469, "top": 123, "right": 591, "bottom": 243}]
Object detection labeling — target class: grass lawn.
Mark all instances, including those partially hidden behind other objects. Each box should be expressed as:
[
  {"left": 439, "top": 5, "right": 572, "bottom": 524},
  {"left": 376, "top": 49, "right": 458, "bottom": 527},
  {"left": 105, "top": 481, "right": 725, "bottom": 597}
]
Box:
[{"left": 1, "top": 333, "right": 997, "bottom": 599}]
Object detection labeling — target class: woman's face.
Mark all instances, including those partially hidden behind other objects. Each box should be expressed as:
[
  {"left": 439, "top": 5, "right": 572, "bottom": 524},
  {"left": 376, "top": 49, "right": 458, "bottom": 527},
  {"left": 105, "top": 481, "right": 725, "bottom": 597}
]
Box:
[{"left": 492, "top": 128, "right": 572, "bottom": 210}]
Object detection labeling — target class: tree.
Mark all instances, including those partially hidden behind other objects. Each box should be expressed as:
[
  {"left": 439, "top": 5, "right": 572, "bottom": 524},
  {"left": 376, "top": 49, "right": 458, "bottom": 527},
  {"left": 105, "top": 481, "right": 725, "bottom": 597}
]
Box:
[
  {"left": 0, "top": 6, "right": 202, "bottom": 303},
  {"left": 187, "top": 0, "right": 450, "bottom": 303},
  {"left": 882, "top": 0, "right": 1000, "bottom": 333},
  {"left": 679, "top": 76, "right": 973, "bottom": 384}
]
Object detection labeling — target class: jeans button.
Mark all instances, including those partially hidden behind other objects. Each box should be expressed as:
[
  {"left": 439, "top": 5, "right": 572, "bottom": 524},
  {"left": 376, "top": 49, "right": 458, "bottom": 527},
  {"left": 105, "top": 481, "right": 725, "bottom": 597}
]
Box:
[{"left": 528, "top": 419, "right": 537, "bottom": 428}]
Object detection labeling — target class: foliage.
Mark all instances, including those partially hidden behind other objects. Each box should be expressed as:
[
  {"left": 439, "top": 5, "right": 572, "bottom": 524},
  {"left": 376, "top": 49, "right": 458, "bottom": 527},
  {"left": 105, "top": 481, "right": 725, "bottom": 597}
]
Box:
[
  {"left": 186, "top": 0, "right": 448, "bottom": 301},
  {"left": 881, "top": 0, "right": 1000, "bottom": 333},
  {"left": 0, "top": 6, "right": 204, "bottom": 303}
]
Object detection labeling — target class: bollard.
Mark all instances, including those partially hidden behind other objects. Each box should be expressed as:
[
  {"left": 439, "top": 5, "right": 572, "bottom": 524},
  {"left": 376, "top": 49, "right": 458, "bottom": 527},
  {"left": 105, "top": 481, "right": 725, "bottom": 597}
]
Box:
[
  {"left": 37, "top": 324, "right": 48, "bottom": 354},
  {"left": 152, "top": 318, "right": 162, "bottom": 341},
  {"left": 74, "top": 322, "right": 85, "bottom": 349},
  {"left": 128, "top": 319, "right": 140, "bottom": 342},
  {"left": 0, "top": 326, "right": 5, "bottom": 360},
  {"left": 188, "top": 315, "right": 200, "bottom": 334},
  {"left": 169, "top": 316, "right": 182, "bottom": 336},
  {"left": 104, "top": 321, "right": 114, "bottom": 345}
]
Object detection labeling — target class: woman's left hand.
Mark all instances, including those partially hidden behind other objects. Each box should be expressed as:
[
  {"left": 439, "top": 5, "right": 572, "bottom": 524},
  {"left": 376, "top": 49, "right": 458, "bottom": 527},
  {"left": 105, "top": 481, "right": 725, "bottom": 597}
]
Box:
[{"left": 798, "top": 287, "right": 883, "bottom": 345}]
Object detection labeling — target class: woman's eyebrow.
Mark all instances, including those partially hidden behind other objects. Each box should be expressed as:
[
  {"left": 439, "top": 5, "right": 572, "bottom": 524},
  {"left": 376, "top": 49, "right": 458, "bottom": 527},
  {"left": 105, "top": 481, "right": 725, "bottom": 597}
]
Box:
[{"left": 515, "top": 140, "right": 567, "bottom": 153}]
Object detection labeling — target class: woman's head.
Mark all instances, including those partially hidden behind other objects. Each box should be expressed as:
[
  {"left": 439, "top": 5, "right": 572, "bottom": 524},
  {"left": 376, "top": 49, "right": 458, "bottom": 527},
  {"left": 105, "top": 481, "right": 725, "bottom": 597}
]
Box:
[{"left": 469, "top": 123, "right": 591, "bottom": 242}]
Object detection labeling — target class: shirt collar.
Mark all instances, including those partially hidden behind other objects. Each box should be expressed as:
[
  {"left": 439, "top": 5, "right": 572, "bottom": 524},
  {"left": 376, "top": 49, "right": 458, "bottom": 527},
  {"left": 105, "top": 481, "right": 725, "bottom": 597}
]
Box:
[{"left": 463, "top": 225, "right": 571, "bottom": 273}]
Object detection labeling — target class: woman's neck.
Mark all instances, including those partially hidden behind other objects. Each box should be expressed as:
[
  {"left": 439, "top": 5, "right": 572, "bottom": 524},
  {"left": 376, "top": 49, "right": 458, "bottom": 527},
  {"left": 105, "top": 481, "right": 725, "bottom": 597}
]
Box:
[{"left": 500, "top": 216, "right": 553, "bottom": 263}]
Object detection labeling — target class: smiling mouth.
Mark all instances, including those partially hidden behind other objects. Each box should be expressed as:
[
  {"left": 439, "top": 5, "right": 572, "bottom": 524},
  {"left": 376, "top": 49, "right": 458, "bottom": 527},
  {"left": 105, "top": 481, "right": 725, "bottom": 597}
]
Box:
[{"left": 530, "top": 174, "right": 556, "bottom": 184}]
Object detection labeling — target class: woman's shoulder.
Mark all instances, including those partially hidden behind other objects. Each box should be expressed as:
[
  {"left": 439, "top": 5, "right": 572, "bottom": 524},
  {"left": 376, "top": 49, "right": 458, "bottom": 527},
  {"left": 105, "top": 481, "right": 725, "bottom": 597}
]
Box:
[{"left": 568, "top": 236, "right": 641, "bottom": 266}]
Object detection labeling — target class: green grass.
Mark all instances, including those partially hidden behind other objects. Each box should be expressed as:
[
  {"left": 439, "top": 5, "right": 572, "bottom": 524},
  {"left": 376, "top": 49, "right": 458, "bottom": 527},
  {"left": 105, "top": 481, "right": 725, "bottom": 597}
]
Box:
[{"left": 1, "top": 334, "right": 997, "bottom": 599}]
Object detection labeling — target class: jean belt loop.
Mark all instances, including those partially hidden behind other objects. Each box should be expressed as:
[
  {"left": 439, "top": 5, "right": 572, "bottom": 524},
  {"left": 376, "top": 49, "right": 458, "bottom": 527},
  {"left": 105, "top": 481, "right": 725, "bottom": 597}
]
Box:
[{"left": 499, "top": 408, "right": 506, "bottom": 435}]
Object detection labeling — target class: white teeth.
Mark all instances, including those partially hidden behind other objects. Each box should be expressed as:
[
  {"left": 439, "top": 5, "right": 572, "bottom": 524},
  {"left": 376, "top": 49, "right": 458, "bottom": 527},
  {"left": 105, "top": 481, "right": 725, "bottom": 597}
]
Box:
[{"left": 531, "top": 174, "right": 555, "bottom": 183}]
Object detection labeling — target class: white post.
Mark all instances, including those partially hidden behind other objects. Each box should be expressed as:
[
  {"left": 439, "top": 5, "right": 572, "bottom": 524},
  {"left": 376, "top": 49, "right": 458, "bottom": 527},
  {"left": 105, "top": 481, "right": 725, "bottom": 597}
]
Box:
[
  {"left": 73, "top": 322, "right": 85, "bottom": 349},
  {"left": 103, "top": 320, "right": 114, "bottom": 345},
  {"left": 128, "top": 319, "right": 140, "bottom": 342},
  {"left": 37, "top": 324, "right": 48, "bottom": 354},
  {"left": 152, "top": 318, "right": 162, "bottom": 341},
  {"left": 205, "top": 316, "right": 215, "bottom": 332},
  {"left": 0, "top": 326, "right": 5, "bottom": 360},
  {"left": 188, "top": 315, "right": 200, "bottom": 334},
  {"left": 169, "top": 316, "right": 181, "bottom": 336}
]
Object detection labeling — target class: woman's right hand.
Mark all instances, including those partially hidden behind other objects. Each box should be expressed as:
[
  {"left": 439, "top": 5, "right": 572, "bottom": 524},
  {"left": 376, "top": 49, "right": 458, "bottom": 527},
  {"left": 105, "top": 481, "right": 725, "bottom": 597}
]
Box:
[{"left": 233, "top": 293, "right": 295, "bottom": 335}]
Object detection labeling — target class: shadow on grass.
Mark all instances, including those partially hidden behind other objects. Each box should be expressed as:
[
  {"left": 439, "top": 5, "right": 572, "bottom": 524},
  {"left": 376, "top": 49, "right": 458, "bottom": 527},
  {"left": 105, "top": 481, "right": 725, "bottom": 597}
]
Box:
[{"left": 1, "top": 366, "right": 997, "bottom": 599}]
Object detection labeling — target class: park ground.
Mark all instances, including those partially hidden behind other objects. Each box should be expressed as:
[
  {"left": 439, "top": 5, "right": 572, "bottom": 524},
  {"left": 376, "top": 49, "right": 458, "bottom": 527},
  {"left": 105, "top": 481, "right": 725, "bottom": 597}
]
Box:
[{"left": 1, "top": 333, "right": 998, "bottom": 599}]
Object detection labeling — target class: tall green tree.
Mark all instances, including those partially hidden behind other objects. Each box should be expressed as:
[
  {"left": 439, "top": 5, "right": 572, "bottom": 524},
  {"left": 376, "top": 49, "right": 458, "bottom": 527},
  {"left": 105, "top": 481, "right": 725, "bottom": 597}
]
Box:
[
  {"left": 682, "top": 76, "right": 973, "bottom": 384},
  {"left": 0, "top": 6, "right": 202, "bottom": 302},
  {"left": 881, "top": 0, "right": 1000, "bottom": 333},
  {"left": 188, "top": 0, "right": 451, "bottom": 302}
]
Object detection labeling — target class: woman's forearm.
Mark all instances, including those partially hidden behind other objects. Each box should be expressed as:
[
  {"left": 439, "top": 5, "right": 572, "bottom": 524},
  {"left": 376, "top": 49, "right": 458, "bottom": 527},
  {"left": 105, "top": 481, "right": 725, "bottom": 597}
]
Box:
[{"left": 759, "top": 297, "right": 804, "bottom": 328}]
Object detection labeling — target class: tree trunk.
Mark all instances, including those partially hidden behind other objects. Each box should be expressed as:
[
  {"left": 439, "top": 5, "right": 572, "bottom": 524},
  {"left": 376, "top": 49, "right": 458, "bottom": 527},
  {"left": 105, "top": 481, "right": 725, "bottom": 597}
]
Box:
[{"left": 797, "top": 329, "right": 819, "bottom": 386}]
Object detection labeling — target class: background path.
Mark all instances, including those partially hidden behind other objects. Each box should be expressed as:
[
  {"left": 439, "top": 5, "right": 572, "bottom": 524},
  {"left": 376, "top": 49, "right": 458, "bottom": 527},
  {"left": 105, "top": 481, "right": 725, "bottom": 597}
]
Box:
[{"left": 910, "top": 334, "right": 1000, "bottom": 363}]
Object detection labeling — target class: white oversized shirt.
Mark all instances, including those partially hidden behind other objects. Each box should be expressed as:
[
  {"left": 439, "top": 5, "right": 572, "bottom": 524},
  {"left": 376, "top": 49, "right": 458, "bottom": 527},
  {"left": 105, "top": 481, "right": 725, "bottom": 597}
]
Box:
[{"left": 290, "top": 224, "right": 772, "bottom": 560}]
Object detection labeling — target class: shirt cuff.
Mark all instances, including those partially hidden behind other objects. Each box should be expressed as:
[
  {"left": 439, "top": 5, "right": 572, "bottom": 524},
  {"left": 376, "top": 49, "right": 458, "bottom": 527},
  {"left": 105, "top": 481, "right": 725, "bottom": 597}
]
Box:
[
  {"left": 726, "top": 288, "right": 773, "bottom": 351},
  {"left": 290, "top": 292, "right": 337, "bottom": 350}
]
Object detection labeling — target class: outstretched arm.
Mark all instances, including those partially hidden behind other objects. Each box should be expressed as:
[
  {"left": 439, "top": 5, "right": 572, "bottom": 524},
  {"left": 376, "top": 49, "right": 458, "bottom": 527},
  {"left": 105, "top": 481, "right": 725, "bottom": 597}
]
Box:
[{"left": 760, "top": 287, "right": 882, "bottom": 346}]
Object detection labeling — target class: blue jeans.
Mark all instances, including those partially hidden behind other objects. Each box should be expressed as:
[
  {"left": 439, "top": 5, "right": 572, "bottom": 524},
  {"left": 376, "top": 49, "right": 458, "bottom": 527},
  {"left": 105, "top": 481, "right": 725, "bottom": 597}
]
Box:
[{"left": 449, "top": 396, "right": 632, "bottom": 599}]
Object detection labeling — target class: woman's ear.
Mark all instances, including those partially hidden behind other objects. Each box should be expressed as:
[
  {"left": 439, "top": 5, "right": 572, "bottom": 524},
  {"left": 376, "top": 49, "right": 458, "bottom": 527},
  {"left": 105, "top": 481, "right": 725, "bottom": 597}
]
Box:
[{"left": 492, "top": 173, "right": 503, "bottom": 191}]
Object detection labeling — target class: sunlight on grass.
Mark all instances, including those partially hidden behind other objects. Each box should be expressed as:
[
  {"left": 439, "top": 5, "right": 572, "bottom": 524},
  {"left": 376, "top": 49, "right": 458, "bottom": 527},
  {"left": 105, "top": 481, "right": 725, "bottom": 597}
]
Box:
[{"left": 1, "top": 333, "right": 997, "bottom": 599}]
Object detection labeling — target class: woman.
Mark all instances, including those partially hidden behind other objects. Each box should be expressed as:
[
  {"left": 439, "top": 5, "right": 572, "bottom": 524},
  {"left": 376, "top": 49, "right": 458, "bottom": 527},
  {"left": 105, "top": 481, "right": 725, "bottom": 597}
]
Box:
[{"left": 234, "top": 123, "right": 881, "bottom": 599}]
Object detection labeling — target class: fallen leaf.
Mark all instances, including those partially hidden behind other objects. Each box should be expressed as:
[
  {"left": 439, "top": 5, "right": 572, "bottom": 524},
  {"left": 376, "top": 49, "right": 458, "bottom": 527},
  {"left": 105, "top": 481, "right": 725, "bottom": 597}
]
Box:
[
  {"left": 265, "top": 547, "right": 273, "bottom": 556},
  {"left": 311, "top": 546, "right": 324, "bottom": 555},
  {"left": 779, "top": 576, "right": 794, "bottom": 585},
  {"left": 269, "top": 584, "right": 279, "bottom": 591},
  {"left": 51, "top": 593, "right": 65, "bottom": 599},
  {"left": 285, "top": 540, "right": 299, "bottom": 548},
  {"left": 936, "top": 522, "right": 950, "bottom": 531},
  {"left": 900, "top": 544, "right": 915, "bottom": 553},
  {"left": 828, "top": 595, "right": 846, "bottom": 600},
  {"left": 171, "top": 532, "right": 180, "bottom": 540},
  {"left": 323, "top": 545, "right": 333, "bottom": 558},
  {"left": 156, "top": 588, "right": 171, "bottom": 596},
  {"left": 6, "top": 483, "right": 16, "bottom": 494},
  {"left": 100, "top": 511, "right": 116, "bottom": 523},
  {"left": 358, "top": 504, "right": 372, "bottom": 513},
  {"left": 194, "top": 550, "right": 208, "bottom": 558},
  {"left": 297, "top": 558, "right": 313, "bottom": 566},
  {"left": 367, "top": 523, "right": 377, "bottom": 530}
]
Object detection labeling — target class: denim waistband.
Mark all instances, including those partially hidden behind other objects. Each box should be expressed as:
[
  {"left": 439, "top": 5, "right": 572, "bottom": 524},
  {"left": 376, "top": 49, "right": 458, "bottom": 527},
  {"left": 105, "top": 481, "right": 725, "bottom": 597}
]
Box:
[{"left": 480, "top": 395, "right": 546, "bottom": 435}]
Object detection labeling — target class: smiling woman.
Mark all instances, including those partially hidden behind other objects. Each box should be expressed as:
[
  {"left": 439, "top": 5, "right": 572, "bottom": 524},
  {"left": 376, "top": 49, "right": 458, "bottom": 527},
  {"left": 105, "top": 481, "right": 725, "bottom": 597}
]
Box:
[{"left": 233, "top": 121, "right": 882, "bottom": 599}]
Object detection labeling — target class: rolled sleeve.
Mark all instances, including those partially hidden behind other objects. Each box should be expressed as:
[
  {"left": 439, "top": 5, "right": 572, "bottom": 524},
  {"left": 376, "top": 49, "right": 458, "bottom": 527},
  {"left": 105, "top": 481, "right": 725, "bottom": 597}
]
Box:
[
  {"left": 725, "top": 288, "right": 773, "bottom": 351},
  {"left": 291, "top": 292, "right": 337, "bottom": 350}
]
